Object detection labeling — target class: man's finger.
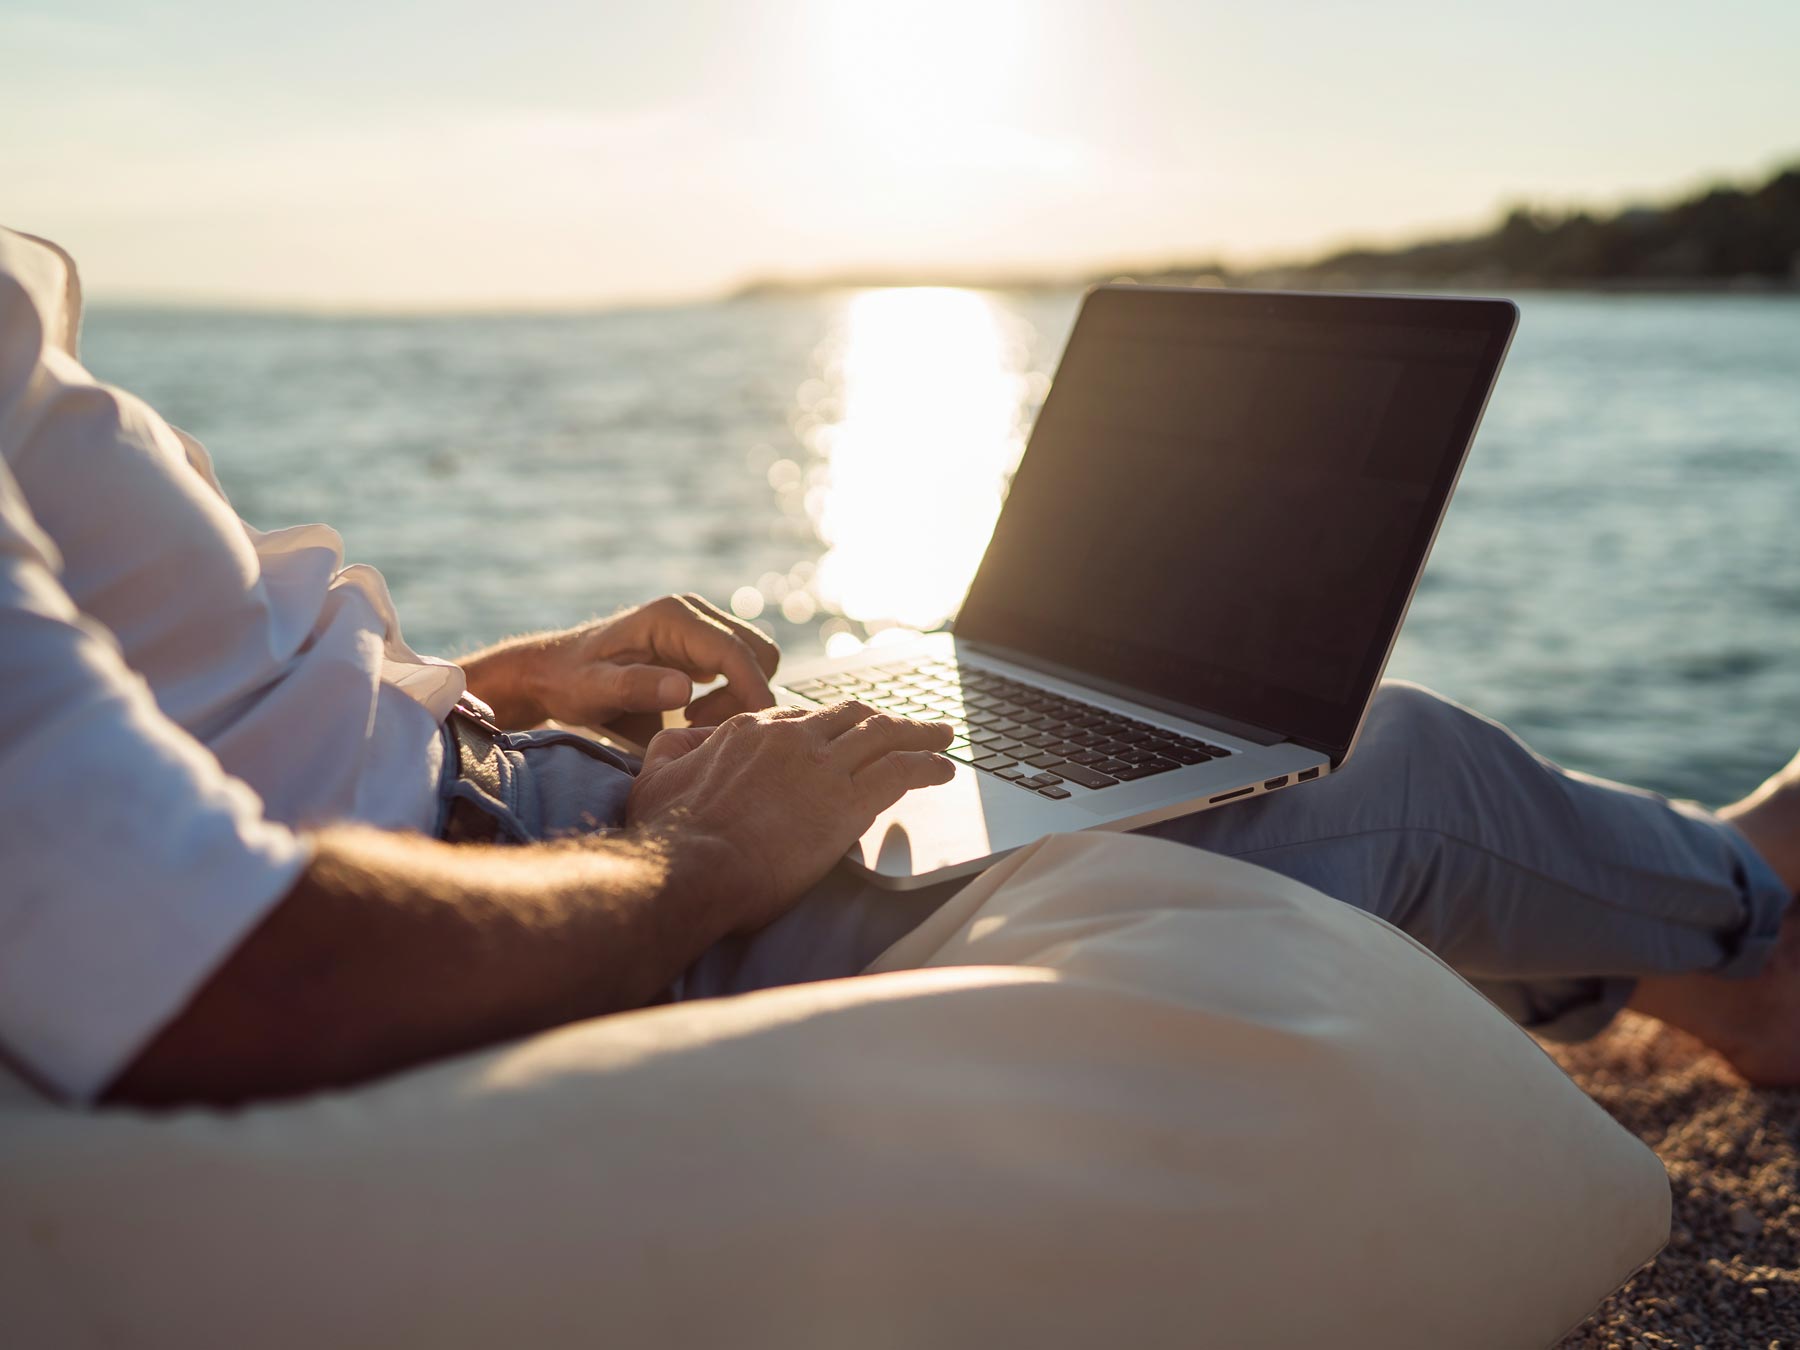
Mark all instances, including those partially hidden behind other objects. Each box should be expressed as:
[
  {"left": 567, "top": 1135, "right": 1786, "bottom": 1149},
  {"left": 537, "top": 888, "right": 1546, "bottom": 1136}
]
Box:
[
  {"left": 652, "top": 605, "right": 776, "bottom": 716},
  {"left": 828, "top": 713, "right": 955, "bottom": 771},
  {"left": 580, "top": 663, "right": 693, "bottom": 715},
  {"left": 852, "top": 750, "right": 957, "bottom": 815},
  {"left": 686, "top": 683, "right": 767, "bottom": 726},
  {"left": 639, "top": 726, "right": 714, "bottom": 777},
  {"left": 680, "top": 593, "right": 781, "bottom": 678},
  {"left": 616, "top": 596, "right": 775, "bottom": 712},
  {"left": 801, "top": 698, "right": 880, "bottom": 739},
  {"left": 708, "top": 634, "right": 777, "bottom": 712}
]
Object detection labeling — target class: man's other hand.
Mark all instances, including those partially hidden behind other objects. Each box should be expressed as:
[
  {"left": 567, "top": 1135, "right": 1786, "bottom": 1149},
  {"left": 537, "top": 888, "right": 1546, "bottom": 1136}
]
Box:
[
  {"left": 628, "top": 702, "right": 956, "bottom": 931},
  {"left": 460, "top": 594, "right": 781, "bottom": 732}
]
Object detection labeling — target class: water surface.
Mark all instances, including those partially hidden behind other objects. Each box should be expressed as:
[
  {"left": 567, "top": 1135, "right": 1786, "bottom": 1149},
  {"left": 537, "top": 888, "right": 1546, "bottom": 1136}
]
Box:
[{"left": 82, "top": 290, "right": 1800, "bottom": 805}]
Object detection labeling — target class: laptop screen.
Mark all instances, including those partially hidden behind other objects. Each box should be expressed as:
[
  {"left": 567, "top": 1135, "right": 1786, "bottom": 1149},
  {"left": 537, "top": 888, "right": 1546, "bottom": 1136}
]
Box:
[{"left": 955, "top": 286, "right": 1516, "bottom": 761}]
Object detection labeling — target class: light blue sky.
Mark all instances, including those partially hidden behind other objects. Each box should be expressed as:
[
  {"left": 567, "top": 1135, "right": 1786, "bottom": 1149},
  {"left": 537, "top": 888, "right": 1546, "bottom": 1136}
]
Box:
[{"left": 5, "top": 0, "right": 1797, "bottom": 308}]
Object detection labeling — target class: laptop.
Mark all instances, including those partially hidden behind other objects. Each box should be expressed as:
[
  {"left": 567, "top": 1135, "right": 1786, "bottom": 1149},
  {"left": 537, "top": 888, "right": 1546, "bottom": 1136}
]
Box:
[{"left": 775, "top": 285, "right": 1518, "bottom": 888}]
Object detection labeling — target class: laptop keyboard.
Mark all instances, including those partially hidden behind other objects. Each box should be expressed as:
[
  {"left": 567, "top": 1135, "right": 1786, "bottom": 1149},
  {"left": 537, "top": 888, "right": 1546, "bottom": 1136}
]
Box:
[{"left": 785, "top": 657, "right": 1233, "bottom": 800}]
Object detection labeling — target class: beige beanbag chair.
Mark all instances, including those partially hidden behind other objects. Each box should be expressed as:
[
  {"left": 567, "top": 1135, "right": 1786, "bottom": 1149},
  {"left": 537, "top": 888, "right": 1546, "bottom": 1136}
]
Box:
[{"left": 0, "top": 832, "right": 1666, "bottom": 1348}]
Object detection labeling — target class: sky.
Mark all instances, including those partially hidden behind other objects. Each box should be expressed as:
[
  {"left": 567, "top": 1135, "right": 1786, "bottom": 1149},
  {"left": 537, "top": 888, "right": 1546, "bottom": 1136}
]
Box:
[{"left": 4, "top": 0, "right": 1798, "bottom": 309}]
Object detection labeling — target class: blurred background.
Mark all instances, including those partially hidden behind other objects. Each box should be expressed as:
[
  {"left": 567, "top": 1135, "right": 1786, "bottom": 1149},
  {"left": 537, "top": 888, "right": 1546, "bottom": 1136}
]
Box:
[{"left": 5, "top": 0, "right": 1798, "bottom": 802}]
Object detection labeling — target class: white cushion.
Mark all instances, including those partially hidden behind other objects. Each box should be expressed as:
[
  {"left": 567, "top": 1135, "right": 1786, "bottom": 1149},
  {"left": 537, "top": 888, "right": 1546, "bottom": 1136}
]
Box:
[{"left": 0, "top": 832, "right": 1666, "bottom": 1348}]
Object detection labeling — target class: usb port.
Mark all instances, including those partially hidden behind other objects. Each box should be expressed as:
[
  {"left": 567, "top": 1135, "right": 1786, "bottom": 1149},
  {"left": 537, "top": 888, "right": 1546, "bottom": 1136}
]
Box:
[
  {"left": 1298, "top": 767, "right": 1320, "bottom": 782},
  {"left": 1263, "top": 775, "right": 1289, "bottom": 790}
]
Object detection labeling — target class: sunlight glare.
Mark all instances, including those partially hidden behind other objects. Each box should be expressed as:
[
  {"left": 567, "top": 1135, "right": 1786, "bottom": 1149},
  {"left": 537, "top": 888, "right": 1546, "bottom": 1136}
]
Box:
[
  {"left": 808, "top": 288, "right": 1028, "bottom": 632},
  {"left": 819, "top": 0, "right": 1026, "bottom": 166}
]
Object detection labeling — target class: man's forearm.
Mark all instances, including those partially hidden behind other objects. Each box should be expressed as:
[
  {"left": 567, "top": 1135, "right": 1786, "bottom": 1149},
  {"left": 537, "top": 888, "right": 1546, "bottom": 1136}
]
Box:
[{"left": 106, "top": 824, "right": 739, "bottom": 1107}]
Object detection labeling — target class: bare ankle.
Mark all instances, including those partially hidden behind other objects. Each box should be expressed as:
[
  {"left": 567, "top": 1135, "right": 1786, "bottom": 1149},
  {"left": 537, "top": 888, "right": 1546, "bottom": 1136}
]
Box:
[
  {"left": 1718, "top": 754, "right": 1800, "bottom": 895},
  {"left": 1628, "top": 902, "right": 1800, "bottom": 1087}
]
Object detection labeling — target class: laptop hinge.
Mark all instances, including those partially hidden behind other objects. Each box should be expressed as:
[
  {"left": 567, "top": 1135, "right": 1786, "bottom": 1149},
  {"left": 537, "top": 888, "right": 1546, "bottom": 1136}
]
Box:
[
  {"left": 955, "top": 639, "right": 1285, "bottom": 747},
  {"left": 1295, "top": 732, "right": 1348, "bottom": 768}
]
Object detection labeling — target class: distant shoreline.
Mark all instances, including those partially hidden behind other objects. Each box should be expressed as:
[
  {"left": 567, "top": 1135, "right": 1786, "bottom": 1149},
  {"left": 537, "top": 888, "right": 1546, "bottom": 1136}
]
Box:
[
  {"left": 86, "top": 275, "right": 1800, "bottom": 323},
  {"left": 734, "top": 159, "right": 1800, "bottom": 304},
  {"left": 729, "top": 273, "right": 1800, "bottom": 301}
]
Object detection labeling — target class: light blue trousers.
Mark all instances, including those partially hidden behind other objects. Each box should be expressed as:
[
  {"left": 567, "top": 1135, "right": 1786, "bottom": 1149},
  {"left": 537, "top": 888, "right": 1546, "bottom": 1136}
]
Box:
[{"left": 459, "top": 681, "right": 1792, "bottom": 1042}]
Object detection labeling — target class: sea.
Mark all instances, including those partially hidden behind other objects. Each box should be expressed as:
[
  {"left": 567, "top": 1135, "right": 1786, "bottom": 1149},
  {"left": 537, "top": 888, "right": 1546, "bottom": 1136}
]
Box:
[{"left": 81, "top": 288, "right": 1800, "bottom": 808}]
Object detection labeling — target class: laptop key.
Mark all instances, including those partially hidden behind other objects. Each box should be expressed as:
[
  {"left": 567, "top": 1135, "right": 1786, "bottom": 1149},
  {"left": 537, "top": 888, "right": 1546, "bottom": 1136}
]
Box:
[
  {"left": 1112, "top": 758, "right": 1179, "bottom": 781},
  {"left": 993, "top": 766, "right": 1027, "bottom": 781},
  {"left": 944, "top": 741, "right": 979, "bottom": 762},
  {"left": 1055, "top": 763, "right": 1119, "bottom": 790},
  {"left": 1036, "top": 786, "right": 1072, "bottom": 800},
  {"left": 972, "top": 753, "right": 1018, "bottom": 772},
  {"left": 1022, "top": 772, "right": 1064, "bottom": 788},
  {"left": 1023, "top": 754, "right": 1068, "bottom": 772}
]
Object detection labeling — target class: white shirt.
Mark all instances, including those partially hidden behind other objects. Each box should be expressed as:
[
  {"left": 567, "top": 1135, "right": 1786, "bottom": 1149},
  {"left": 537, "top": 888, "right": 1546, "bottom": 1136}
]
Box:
[{"left": 0, "top": 228, "right": 465, "bottom": 1101}]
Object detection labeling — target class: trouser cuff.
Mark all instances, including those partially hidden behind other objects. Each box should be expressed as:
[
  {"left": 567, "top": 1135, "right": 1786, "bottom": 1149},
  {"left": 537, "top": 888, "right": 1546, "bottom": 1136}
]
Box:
[{"left": 1707, "top": 813, "right": 1792, "bottom": 981}]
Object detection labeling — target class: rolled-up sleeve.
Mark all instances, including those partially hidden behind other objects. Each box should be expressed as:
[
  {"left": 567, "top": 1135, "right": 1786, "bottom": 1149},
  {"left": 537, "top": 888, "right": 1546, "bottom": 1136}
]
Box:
[{"left": 0, "top": 459, "right": 309, "bottom": 1102}]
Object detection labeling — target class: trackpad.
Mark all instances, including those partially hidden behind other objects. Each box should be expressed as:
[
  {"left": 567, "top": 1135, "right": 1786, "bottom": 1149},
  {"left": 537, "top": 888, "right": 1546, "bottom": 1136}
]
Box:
[{"left": 847, "top": 762, "right": 1050, "bottom": 886}]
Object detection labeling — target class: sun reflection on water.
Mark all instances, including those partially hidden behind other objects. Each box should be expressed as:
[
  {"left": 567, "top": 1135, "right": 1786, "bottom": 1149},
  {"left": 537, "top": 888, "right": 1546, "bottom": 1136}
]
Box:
[{"left": 804, "top": 288, "right": 1030, "bottom": 645}]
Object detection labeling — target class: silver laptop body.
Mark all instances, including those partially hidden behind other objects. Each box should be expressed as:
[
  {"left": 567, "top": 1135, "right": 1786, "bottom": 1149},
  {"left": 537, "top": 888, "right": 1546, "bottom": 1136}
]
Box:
[{"left": 777, "top": 285, "right": 1518, "bottom": 888}]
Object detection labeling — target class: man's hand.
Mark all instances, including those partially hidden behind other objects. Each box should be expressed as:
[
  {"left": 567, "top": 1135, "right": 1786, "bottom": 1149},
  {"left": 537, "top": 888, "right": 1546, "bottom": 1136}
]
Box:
[
  {"left": 460, "top": 593, "right": 781, "bottom": 732},
  {"left": 628, "top": 701, "right": 956, "bottom": 933}
]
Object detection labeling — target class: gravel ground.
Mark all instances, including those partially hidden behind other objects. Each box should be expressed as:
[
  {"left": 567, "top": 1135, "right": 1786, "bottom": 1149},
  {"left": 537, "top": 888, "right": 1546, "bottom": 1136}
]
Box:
[{"left": 1549, "top": 1013, "right": 1799, "bottom": 1348}]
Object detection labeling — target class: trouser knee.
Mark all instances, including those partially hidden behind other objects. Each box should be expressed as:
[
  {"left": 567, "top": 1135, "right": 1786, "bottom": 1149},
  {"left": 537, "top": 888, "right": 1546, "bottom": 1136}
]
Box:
[{"left": 1345, "top": 680, "right": 1530, "bottom": 787}]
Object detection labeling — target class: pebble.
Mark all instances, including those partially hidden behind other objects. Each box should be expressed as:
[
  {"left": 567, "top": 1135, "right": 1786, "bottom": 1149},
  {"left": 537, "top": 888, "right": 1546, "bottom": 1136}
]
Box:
[{"left": 1731, "top": 1205, "right": 1764, "bottom": 1237}]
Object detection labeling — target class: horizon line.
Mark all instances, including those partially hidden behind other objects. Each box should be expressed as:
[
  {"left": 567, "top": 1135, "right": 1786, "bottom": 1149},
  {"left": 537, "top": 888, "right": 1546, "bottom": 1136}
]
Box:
[{"left": 75, "top": 151, "right": 1800, "bottom": 319}]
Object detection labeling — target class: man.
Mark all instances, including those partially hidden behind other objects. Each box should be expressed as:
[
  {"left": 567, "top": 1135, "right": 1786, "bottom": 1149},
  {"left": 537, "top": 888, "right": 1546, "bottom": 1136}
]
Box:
[{"left": 2, "top": 226, "right": 1795, "bottom": 1108}]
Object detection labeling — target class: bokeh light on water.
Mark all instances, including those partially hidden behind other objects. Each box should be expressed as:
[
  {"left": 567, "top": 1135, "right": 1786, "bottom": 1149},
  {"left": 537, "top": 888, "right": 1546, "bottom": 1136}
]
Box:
[
  {"left": 727, "top": 287, "right": 1049, "bottom": 659},
  {"left": 808, "top": 289, "right": 1032, "bottom": 640}
]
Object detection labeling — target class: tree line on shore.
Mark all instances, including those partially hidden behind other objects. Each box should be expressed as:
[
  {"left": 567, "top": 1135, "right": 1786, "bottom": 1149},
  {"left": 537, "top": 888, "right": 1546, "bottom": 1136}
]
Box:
[
  {"left": 1241, "top": 161, "right": 1800, "bottom": 290},
  {"left": 734, "top": 160, "right": 1800, "bottom": 297}
]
